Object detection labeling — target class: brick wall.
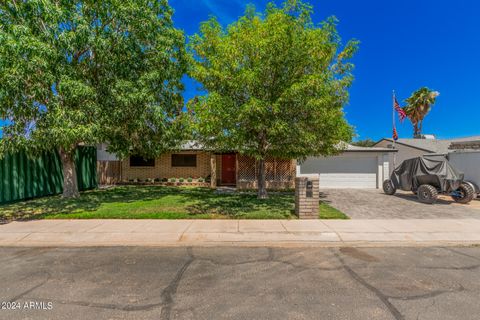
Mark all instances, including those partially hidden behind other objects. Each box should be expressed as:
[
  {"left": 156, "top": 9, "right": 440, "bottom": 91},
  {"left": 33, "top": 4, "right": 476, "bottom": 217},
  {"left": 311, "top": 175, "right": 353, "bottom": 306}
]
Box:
[
  {"left": 295, "top": 176, "right": 319, "bottom": 219},
  {"left": 121, "top": 151, "right": 212, "bottom": 181}
]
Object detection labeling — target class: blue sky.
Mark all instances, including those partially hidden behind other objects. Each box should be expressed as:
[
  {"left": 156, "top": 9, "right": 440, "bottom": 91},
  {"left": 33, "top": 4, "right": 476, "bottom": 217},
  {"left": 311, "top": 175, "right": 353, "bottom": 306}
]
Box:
[
  {"left": 171, "top": 0, "right": 480, "bottom": 141},
  {"left": 2, "top": 0, "right": 479, "bottom": 141}
]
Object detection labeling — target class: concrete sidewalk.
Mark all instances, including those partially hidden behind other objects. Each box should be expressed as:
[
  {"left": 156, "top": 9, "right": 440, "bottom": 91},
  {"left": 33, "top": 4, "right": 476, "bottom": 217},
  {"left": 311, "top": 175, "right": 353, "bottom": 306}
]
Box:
[{"left": 1, "top": 219, "right": 480, "bottom": 247}]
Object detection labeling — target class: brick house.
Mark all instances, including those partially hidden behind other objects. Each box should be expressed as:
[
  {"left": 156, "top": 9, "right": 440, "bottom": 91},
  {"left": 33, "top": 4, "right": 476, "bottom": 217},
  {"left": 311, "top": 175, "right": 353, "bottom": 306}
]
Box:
[{"left": 97, "top": 142, "right": 296, "bottom": 189}]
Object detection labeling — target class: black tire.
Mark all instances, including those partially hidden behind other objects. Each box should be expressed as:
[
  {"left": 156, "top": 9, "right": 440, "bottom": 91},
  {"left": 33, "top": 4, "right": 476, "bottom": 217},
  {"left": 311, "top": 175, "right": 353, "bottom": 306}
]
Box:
[
  {"left": 464, "top": 181, "right": 478, "bottom": 199},
  {"left": 452, "top": 183, "right": 475, "bottom": 204},
  {"left": 383, "top": 179, "right": 396, "bottom": 195},
  {"left": 417, "top": 184, "right": 438, "bottom": 204}
]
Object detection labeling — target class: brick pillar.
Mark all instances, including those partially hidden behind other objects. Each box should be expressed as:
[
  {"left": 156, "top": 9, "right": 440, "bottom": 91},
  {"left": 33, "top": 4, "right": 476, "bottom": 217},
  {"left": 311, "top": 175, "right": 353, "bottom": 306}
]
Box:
[
  {"left": 210, "top": 154, "right": 217, "bottom": 189},
  {"left": 295, "top": 175, "right": 319, "bottom": 219}
]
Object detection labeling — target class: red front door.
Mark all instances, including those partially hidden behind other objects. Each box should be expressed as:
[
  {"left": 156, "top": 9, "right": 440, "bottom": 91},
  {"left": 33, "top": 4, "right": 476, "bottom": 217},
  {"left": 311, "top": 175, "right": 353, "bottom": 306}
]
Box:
[{"left": 221, "top": 154, "right": 236, "bottom": 185}]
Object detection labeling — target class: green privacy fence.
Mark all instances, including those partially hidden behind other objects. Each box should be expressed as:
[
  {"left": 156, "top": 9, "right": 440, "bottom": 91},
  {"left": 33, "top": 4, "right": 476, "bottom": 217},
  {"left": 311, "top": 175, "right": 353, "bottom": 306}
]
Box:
[{"left": 0, "top": 146, "right": 97, "bottom": 204}]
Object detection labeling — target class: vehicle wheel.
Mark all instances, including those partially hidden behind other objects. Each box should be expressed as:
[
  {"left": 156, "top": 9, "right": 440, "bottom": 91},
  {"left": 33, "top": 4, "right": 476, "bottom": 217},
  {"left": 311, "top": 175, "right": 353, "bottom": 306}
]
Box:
[
  {"left": 452, "top": 183, "right": 475, "bottom": 204},
  {"left": 383, "top": 179, "right": 396, "bottom": 195},
  {"left": 464, "top": 181, "right": 478, "bottom": 199},
  {"left": 417, "top": 184, "right": 438, "bottom": 204}
]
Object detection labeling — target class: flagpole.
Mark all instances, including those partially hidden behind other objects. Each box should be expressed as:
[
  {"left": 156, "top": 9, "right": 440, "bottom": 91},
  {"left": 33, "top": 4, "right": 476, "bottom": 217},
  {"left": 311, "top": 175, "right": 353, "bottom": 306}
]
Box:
[{"left": 392, "top": 90, "right": 396, "bottom": 170}]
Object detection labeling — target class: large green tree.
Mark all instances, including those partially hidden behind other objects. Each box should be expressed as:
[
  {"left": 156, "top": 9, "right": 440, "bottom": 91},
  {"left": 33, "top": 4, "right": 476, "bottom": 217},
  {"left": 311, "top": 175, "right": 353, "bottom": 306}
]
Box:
[
  {"left": 188, "top": 1, "right": 357, "bottom": 198},
  {"left": 404, "top": 87, "right": 440, "bottom": 138},
  {"left": 0, "top": 0, "right": 187, "bottom": 197}
]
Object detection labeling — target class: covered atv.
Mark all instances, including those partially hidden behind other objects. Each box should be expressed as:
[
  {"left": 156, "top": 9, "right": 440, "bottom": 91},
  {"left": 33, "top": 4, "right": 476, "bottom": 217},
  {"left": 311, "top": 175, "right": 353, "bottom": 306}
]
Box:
[{"left": 383, "top": 156, "right": 475, "bottom": 204}]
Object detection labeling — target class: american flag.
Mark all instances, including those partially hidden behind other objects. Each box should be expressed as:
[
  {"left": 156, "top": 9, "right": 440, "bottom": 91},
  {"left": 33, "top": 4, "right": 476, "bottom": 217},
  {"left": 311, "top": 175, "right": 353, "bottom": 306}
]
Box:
[
  {"left": 394, "top": 97, "right": 407, "bottom": 122},
  {"left": 393, "top": 127, "right": 399, "bottom": 141}
]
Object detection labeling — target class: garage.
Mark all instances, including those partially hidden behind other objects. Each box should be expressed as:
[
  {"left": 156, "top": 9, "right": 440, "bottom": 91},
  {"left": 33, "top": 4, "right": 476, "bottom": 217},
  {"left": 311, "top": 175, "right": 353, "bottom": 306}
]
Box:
[{"left": 297, "top": 145, "right": 396, "bottom": 189}]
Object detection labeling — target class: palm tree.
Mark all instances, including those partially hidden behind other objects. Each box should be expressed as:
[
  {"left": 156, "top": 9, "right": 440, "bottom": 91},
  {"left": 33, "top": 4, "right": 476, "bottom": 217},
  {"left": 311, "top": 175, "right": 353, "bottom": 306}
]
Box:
[{"left": 404, "top": 87, "right": 440, "bottom": 138}]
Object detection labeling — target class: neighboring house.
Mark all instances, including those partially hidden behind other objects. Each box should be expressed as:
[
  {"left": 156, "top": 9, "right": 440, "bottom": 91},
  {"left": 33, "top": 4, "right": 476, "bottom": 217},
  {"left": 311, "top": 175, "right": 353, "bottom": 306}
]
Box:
[
  {"left": 97, "top": 143, "right": 119, "bottom": 161},
  {"left": 374, "top": 136, "right": 480, "bottom": 172},
  {"left": 448, "top": 139, "right": 480, "bottom": 193},
  {"left": 297, "top": 144, "right": 397, "bottom": 189},
  {"left": 97, "top": 142, "right": 296, "bottom": 189}
]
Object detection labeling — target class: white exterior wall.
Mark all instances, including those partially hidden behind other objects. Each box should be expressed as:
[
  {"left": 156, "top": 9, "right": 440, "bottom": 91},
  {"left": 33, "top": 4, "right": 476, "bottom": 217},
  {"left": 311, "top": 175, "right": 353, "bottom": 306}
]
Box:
[
  {"left": 449, "top": 151, "right": 480, "bottom": 189},
  {"left": 297, "top": 152, "right": 390, "bottom": 189},
  {"left": 375, "top": 140, "right": 427, "bottom": 173},
  {"left": 97, "top": 143, "right": 119, "bottom": 161}
]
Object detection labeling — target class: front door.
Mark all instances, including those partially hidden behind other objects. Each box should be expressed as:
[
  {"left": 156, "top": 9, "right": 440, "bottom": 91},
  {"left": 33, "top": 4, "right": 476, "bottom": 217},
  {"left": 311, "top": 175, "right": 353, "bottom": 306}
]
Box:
[{"left": 221, "top": 154, "right": 236, "bottom": 185}]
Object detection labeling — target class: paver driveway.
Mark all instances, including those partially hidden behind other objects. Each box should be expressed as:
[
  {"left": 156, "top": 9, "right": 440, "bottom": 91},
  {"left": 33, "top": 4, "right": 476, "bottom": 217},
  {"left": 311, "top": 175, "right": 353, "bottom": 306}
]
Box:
[{"left": 322, "top": 189, "right": 480, "bottom": 219}]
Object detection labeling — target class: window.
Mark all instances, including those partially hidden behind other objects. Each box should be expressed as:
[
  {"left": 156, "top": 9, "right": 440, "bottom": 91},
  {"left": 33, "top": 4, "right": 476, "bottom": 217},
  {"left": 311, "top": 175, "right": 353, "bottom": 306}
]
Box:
[
  {"left": 130, "top": 156, "right": 155, "bottom": 167},
  {"left": 171, "top": 154, "right": 197, "bottom": 167}
]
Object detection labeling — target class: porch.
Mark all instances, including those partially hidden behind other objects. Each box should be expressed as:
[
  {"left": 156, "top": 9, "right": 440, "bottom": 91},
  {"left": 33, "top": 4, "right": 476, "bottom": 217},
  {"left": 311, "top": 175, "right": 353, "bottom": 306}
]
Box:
[{"left": 211, "top": 153, "right": 296, "bottom": 190}]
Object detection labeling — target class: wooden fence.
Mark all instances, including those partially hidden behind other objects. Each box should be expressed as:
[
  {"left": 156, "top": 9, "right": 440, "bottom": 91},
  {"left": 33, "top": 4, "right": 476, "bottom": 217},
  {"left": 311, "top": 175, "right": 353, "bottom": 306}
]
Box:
[{"left": 97, "top": 160, "right": 122, "bottom": 185}]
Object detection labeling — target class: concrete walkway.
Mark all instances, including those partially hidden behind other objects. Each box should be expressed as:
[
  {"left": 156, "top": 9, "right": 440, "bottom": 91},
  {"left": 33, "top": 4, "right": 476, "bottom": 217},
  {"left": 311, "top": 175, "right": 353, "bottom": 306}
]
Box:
[{"left": 2, "top": 219, "right": 480, "bottom": 247}]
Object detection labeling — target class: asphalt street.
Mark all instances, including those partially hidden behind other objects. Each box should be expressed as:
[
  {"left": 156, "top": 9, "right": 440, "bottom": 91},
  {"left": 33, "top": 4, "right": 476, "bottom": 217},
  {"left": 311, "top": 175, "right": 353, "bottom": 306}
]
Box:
[{"left": 0, "top": 246, "right": 479, "bottom": 320}]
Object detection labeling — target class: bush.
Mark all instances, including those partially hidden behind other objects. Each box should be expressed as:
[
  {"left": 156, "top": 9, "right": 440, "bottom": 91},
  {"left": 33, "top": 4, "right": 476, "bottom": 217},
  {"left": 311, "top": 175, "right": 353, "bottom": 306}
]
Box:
[
  {"left": 169, "top": 178, "right": 176, "bottom": 183},
  {"left": 187, "top": 177, "right": 193, "bottom": 182},
  {"left": 198, "top": 177, "right": 204, "bottom": 183},
  {"left": 162, "top": 178, "right": 168, "bottom": 182},
  {"left": 154, "top": 178, "right": 161, "bottom": 183},
  {"left": 179, "top": 177, "right": 184, "bottom": 183}
]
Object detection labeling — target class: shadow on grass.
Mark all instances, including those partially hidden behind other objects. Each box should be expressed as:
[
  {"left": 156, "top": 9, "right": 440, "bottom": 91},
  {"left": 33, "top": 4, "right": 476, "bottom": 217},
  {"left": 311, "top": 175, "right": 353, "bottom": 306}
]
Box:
[
  {"left": 319, "top": 191, "right": 333, "bottom": 205},
  {"left": 0, "top": 186, "right": 296, "bottom": 221},
  {"left": 185, "top": 192, "right": 295, "bottom": 218}
]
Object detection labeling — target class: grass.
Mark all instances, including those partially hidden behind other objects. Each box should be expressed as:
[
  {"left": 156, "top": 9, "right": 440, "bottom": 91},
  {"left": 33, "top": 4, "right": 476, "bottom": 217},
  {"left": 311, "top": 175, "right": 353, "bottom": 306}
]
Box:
[{"left": 0, "top": 186, "right": 348, "bottom": 221}]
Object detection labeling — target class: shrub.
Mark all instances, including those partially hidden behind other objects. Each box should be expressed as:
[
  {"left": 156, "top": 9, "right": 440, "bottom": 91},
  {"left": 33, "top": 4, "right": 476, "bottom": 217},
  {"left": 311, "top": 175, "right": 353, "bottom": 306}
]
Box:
[
  {"left": 162, "top": 178, "right": 168, "bottom": 182},
  {"left": 169, "top": 178, "right": 176, "bottom": 183},
  {"left": 187, "top": 177, "right": 193, "bottom": 182},
  {"left": 198, "top": 177, "right": 204, "bottom": 183},
  {"left": 154, "top": 178, "right": 161, "bottom": 183},
  {"left": 179, "top": 177, "right": 184, "bottom": 183}
]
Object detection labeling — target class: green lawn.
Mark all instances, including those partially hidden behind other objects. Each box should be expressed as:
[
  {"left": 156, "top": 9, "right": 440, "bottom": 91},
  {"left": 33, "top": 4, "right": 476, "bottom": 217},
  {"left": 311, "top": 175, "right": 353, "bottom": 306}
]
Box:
[{"left": 0, "top": 186, "right": 348, "bottom": 220}]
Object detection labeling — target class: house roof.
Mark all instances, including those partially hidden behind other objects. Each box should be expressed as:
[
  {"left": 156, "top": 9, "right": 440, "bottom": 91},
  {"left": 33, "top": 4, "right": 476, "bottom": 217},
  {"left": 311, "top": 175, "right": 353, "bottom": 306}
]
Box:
[
  {"left": 449, "top": 140, "right": 480, "bottom": 150},
  {"left": 343, "top": 143, "right": 397, "bottom": 153},
  {"left": 375, "top": 136, "right": 480, "bottom": 154},
  {"left": 181, "top": 141, "right": 397, "bottom": 153},
  {"left": 179, "top": 140, "right": 204, "bottom": 151}
]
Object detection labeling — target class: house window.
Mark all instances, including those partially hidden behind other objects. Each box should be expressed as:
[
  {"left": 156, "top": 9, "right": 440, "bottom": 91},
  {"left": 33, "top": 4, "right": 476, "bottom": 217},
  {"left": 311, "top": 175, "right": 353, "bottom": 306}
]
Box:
[
  {"left": 130, "top": 156, "right": 155, "bottom": 167},
  {"left": 171, "top": 154, "right": 197, "bottom": 167}
]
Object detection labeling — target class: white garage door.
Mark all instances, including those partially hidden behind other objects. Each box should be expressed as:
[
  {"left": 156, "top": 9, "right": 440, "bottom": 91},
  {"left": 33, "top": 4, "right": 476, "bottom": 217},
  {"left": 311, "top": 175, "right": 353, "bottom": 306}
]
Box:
[{"left": 300, "top": 155, "right": 378, "bottom": 188}]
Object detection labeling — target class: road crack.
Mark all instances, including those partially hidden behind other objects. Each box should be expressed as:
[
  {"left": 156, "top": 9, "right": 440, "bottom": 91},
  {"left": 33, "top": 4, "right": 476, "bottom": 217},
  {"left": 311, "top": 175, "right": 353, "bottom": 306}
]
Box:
[
  {"left": 160, "top": 247, "right": 195, "bottom": 320},
  {"left": 333, "top": 249, "right": 405, "bottom": 320}
]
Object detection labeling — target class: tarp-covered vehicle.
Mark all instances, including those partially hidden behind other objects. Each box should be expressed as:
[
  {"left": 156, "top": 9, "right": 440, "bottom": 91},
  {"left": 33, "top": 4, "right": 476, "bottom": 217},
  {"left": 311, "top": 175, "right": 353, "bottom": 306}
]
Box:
[{"left": 383, "top": 156, "right": 475, "bottom": 204}]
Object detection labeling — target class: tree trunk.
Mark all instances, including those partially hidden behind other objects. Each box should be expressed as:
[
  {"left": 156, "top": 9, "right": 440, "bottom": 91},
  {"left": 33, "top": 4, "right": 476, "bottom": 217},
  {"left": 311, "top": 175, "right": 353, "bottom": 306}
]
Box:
[
  {"left": 257, "top": 158, "right": 268, "bottom": 199},
  {"left": 59, "top": 148, "right": 80, "bottom": 198},
  {"left": 413, "top": 123, "right": 420, "bottom": 138}
]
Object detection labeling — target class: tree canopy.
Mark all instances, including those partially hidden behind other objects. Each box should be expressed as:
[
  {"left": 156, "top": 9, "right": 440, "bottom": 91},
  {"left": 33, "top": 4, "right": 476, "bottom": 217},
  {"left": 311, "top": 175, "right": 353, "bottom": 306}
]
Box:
[
  {"left": 404, "top": 87, "right": 439, "bottom": 138},
  {"left": 351, "top": 139, "right": 376, "bottom": 147},
  {"left": 188, "top": 0, "right": 358, "bottom": 198},
  {"left": 0, "top": 0, "right": 187, "bottom": 196}
]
